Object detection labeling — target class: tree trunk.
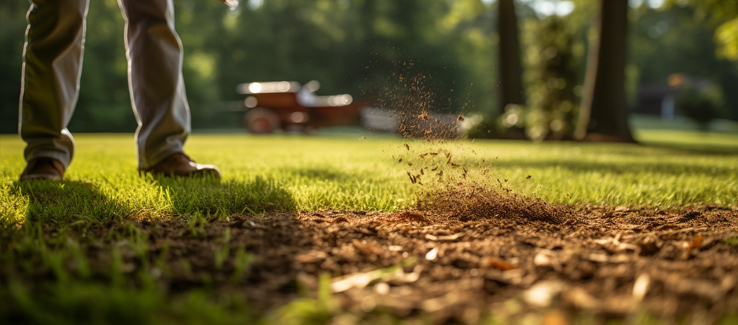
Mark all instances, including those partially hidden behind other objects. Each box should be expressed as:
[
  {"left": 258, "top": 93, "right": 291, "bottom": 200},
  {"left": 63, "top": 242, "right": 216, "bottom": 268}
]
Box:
[
  {"left": 575, "top": 0, "right": 635, "bottom": 142},
  {"left": 496, "top": 0, "right": 526, "bottom": 139},
  {"left": 497, "top": 0, "right": 524, "bottom": 112}
]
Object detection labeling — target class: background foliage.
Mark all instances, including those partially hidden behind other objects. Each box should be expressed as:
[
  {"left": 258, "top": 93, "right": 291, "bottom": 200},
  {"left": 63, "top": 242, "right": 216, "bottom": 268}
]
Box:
[{"left": 0, "top": 0, "right": 737, "bottom": 134}]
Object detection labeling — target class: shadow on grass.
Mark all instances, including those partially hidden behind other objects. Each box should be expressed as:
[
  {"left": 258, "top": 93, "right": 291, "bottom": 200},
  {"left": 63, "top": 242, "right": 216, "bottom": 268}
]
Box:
[
  {"left": 569, "top": 145, "right": 738, "bottom": 158},
  {"left": 286, "top": 166, "right": 376, "bottom": 183},
  {"left": 9, "top": 180, "right": 125, "bottom": 225},
  {"left": 6, "top": 175, "right": 298, "bottom": 228},
  {"left": 453, "top": 142, "right": 736, "bottom": 177},
  {"left": 491, "top": 159, "right": 735, "bottom": 177},
  {"left": 641, "top": 142, "right": 738, "bottom": 155},
  {"left": 1, "top": 176, "right": 300, "bottom": 324}
]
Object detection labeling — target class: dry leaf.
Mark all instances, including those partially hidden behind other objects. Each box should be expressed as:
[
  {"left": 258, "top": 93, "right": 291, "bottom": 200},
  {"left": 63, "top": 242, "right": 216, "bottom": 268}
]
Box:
[
  {"left": 374, "top": 282, "right": 390, "bottom": 295},
  {"left": 534, "top": 252, "right": 553, "bottom": 267},
  {"left": 523, "top": 281, "right": 564, "bottom": 307},
  {"left": 562, "top": 288, "right": 600, "bottom": 309},
  {"left": 425, "top": 233, "right": 464, "bottom": 242},
  {"left": 682, "top": 234, "right": 703, "bottom": 259},
  {"left": 331, "top": 216, "right": 348, "bottom": 224},
  {"left": 332, "top": 271, "right": 378, "bottom": 292},
  {"left": 332, "top": 264, "right": 421, "bottom": 293},
  {"left": 438, "top": 233, "right": 464, "bottom": 241},
  {"left": 425, "top": 247, "right": 439, "bottom": 261},
  {"left": 483, "top": 257, "right": 516, "bottom": 270},
  {"left": 689, "top": 234, "right": 703, "bottom": 250},
  {"left": 352, "top": 239, "right": 382, "bottom": 255},
  {"left": 296, "top": 250, "right": 328, "bottom": 263},
  {"left": 632, "top": 274, "right": 650, "bottom": 301}
]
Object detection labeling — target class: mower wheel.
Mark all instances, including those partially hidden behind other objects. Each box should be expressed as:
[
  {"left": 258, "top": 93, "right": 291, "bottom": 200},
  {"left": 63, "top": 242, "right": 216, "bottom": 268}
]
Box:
[{"left": 244, "top": 108, "right": 279, "bottom": 134}]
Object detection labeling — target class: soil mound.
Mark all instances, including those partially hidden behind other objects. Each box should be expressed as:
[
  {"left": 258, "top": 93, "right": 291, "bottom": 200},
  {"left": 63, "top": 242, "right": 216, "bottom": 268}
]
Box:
[{"left": 418, "top": 181, "right": 574, "bottom": 224}]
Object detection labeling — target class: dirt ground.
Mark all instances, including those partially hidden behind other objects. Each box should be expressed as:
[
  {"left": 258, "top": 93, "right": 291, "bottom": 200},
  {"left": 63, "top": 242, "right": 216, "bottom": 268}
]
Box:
[{"left": 74, "top": 200, "right": 738, "bottom": 324}]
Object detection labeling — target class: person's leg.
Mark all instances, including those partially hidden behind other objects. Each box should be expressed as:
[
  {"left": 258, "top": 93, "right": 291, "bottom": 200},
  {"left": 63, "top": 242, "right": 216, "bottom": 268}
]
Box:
[
  {"left": 118, "top": 0, "right": 220, "bottom": 178},
  {"left": 19, "top": 0, "right": 90, "bottom": 175},
  {"left": 118, "top": 0, "right": 190, "bottom": 169}
]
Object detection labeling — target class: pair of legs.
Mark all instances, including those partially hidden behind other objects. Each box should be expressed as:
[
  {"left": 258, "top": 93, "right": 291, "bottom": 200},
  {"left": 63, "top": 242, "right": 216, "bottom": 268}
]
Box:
[{"left": 19, "top": 0, "right": 213, "bottom": 178}]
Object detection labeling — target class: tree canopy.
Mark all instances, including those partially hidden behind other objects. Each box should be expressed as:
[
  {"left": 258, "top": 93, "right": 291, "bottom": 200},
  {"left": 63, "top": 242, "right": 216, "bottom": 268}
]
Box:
[{"left": 0, "top": 0, "right": 736, "bottom": 133}]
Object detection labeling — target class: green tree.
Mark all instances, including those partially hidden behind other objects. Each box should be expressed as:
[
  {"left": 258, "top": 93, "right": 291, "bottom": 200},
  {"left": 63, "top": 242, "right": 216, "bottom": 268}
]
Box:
[
  {"left": 70, "top": 0, "right": 133, "bottom": 132},
  {"left": 666, "top": 0, "right": 738, "bottom": 61},
  {"left": 521, "top": 15, "right": 580, "bottom": 141},
  {"left": 662, "top": 1, "right": 738, "bottom": 120},
  {"left": 0, "top": 1, "right": 31, "bottom": 134},
  {"left": 675, "top": 86, "right": 723, "bottom": 130}
]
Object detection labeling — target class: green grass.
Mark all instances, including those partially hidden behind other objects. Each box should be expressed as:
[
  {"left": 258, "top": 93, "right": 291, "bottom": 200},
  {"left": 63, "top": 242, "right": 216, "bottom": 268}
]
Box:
[
  {"left": 2, "top": 131, "right": 736, "bottom": 226},
  {"left": 1, "top": 130, "right": 737, "bottom": 324},
  {"left": 725, "top": 237, "right": 738, "bottom": 245},
  {"left": 634, "top": 129, "right": 738, "bottom": 153}
]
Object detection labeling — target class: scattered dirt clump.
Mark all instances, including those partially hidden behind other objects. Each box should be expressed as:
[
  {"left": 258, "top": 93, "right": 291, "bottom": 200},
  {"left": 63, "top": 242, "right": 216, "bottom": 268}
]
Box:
[{"left": 393, "top": 134, "right": 574, "bottom": 225}]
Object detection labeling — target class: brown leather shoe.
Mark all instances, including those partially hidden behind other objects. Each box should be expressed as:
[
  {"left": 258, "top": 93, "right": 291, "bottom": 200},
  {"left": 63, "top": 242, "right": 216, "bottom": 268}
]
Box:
[
  {"left": 140, "top": 153, "right": 221, "bottom": 178},
  {"left": 20, "top": 158, "right": 65, "bottom": 181}
]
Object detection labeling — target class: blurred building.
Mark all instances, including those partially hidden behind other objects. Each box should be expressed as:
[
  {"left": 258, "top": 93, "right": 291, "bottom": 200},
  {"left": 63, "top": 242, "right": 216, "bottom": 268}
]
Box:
[{"left": 634, "top": 73, "right": 713, "bottom": 119}]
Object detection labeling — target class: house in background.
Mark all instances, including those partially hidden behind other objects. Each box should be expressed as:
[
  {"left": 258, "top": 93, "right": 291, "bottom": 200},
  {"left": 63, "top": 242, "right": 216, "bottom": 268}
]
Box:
[{"left": 634, "top": 73, "right": 713, "bottom": 120}]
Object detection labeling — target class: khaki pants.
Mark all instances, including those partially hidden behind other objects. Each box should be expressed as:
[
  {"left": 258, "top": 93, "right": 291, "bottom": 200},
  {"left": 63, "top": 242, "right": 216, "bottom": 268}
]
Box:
[{"left": 19, "top": 0, "right": 190, "bottom": 169}]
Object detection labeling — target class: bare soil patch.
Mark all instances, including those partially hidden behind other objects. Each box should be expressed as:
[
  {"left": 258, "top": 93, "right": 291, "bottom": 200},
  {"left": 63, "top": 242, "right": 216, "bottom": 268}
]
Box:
[{"left": 70, "top": 203, "right": 738, "bottom": 323}]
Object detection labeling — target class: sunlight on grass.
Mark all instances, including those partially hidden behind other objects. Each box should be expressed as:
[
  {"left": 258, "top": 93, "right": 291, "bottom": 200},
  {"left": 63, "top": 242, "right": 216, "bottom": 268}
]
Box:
[
  {"left": 0, "top": 131, "right": 737, "bottom": 324},
  {"left": 1, "top": 131, "right": 737, "bottom": 224},
  {"left": 466, "top": 139, "right": 738, "bottom": 207},
  {"left": 634, "top": 129, "right": 738, "bottom": 153}
]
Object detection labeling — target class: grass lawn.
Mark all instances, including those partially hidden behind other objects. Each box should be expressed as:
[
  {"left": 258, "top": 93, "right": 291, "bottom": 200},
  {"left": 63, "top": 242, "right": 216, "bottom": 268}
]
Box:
[
  {"left": 2, "top": 131, "right": 737, "bottom": 224},
  {"left": 1, "top": 130, "right": 737, "bottom": 324}
]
